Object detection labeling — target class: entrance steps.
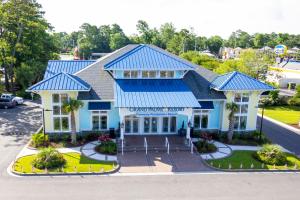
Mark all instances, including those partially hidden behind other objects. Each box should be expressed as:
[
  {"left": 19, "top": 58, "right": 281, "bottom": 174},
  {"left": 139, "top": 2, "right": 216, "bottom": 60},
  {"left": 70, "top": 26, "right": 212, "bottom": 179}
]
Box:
[{"left": 117, "top": 135, "right": 191, "bottom": 153}]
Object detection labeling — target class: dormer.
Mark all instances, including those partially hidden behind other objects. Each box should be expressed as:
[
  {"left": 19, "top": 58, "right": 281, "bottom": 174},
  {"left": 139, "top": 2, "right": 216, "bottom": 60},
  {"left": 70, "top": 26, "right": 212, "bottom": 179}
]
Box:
[{"left": 104, "top": 44, "right": 195, "bottom": 79}]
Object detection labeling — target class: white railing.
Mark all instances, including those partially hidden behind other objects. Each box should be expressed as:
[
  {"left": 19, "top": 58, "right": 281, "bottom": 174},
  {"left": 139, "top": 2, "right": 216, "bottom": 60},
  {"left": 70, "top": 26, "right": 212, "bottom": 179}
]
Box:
[
  {"left": 165, "top": 137, "right": 170, "bottom": 154},
  {"left": 189, "top": 138, "right": 194, "bottom": 154},
  {"left": 144, "top": 137, "right": 148, "bottom": 155},
  {"left": 121, "top": 139, "right": 124, "bottom": 155}
]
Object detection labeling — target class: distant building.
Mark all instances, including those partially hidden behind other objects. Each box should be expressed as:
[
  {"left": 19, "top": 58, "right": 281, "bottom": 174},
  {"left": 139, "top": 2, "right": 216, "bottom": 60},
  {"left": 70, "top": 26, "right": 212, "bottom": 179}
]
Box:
[{"left": 267, "top": 60, "right": 300, "bottom": 89}]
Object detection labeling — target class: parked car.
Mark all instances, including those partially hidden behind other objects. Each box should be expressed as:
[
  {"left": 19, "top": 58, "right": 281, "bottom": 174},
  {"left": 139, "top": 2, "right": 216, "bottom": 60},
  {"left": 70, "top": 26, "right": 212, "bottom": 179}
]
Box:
[{"left": 0, "top": 93, "right": 24, "bottom": 109}]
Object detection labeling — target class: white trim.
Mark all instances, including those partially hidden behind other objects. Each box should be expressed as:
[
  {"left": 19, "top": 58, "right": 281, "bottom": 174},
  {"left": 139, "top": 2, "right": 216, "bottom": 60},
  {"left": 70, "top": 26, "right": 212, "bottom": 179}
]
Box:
[
  {"left": 90, "top": 110, "right": 109, "bottom": 131},
  {"left": 51, "top": 93, "right": 71, "bottom": 132}
]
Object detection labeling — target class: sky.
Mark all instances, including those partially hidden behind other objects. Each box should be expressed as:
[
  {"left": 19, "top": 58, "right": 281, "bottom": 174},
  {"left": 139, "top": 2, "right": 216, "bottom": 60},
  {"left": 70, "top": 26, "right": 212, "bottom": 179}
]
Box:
[{"left": 37, "top": 0, "right": 300, "bottom": 39}]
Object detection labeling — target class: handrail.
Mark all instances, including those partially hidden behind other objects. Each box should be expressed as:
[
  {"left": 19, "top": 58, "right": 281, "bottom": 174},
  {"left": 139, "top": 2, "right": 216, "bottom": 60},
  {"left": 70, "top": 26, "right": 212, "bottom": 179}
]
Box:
[
  {"left": 144, "top": 137, "right": 148, "bottom": 155},
  {"left": 189, "top": 139, "right": 194, "bottom": 154},
  {"left": 121, "top": 139, "right": 124, "bottom": 155},
  {"left": 165, "top": 137, "right": 170, "bottom": 154}
]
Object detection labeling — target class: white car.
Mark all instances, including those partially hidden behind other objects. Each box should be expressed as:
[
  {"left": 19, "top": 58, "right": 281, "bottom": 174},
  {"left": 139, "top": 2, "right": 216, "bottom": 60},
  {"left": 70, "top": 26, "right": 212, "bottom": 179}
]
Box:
[{"left": 0, "top": 94, "right": 24, "bottom": 105}]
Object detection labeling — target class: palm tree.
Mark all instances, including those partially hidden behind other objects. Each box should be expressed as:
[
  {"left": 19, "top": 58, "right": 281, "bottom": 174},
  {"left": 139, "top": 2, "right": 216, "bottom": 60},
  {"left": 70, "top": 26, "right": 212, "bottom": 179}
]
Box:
[
  {"left": 62, "top": 98, "right": 83, "bottom": 144},
  {"left": 226, "top": 102, "right": 239, "bottom": 143}
]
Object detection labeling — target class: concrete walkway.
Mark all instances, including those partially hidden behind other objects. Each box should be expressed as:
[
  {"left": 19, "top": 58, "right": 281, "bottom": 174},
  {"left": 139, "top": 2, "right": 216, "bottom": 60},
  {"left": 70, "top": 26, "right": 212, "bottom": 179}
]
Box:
[{"left": 16, "top": 145, "right": 81, "bottom": 159}]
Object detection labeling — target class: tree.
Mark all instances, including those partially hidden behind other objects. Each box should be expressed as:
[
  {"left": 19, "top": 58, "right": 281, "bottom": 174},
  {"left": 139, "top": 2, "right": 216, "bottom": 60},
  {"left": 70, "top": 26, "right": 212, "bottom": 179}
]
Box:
[
  {"left": 207, "top": 36, "right": 223, "bottom": 55},
  {"left": 0, "top": 0, "right": 59, "bottom": 93},
  {"left": 62, "top": 98, "right": 83, "bottom": 144},
  {"left": 226, "top": 102, "right": 239, "bottom": 142},
  {"left": 180, "top": 51, "right": 220, "bottom": 71}
]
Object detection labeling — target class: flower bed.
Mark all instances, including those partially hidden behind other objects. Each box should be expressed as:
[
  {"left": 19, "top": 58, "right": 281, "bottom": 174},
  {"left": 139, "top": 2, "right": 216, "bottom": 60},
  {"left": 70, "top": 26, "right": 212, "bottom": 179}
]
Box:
[{"left": 94, "top": 135, "right": 117, "bottom": 155}]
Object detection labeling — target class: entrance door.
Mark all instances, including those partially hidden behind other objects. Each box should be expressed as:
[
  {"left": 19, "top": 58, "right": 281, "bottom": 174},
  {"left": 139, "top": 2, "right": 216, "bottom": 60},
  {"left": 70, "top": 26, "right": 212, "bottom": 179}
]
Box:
[
  {"left": 125, "top": 116, "right": 139, "bottom": 134},
  {"left": 151, "top": 117, "right": 158, "bottom": 133},
  {"left": 144, "top": 117, "right": 150, "bottom": 133},
  {"left": 162, "top": 116, "right": 177, "bottom": 133}
]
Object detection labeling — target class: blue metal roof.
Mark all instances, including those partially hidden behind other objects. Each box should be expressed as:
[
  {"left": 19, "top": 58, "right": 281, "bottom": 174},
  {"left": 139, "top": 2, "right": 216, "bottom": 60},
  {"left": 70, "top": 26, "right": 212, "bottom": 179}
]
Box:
[
  {"left": 210, "top": 71, "right": 274, "bottom": 91},
  {"left": 88, "top": 102, "right": 111, "bottom": 110},
  {"left": 27, "top": 72, "right": 91, "bottom": 91},
  {"left": 114, "top": 79, "right": 200, "bottom": 108},
  {"left": 104, "top": 44, "right": 195, "bottom": 71},
  {"left": 198, "top": 101, "right": 214, "bottom": 109},
  {"left": 44, "top": 60, "right": 95, "bottom": 79}
]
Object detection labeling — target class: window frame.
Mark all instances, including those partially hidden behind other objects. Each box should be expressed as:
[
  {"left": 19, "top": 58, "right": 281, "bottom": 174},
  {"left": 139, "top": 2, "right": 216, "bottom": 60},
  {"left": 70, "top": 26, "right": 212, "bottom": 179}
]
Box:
[
  {"left": 193, "top": 110, "right": 210, "bottom": 129},
  {"left": 90, "top": 110, "right": 108, "bottom": 131},
  {"left": 52, "top": 93, "right": 70, "bottom": 132},
  {"left": 233, "top": 93, "right": 249, "bottom": 131}
]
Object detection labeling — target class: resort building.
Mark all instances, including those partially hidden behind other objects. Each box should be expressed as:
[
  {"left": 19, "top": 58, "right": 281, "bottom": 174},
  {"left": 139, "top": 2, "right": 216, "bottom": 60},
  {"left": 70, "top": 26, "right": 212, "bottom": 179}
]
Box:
[{"left": 27, "top": 44, "right": 273, "bottom": 139}]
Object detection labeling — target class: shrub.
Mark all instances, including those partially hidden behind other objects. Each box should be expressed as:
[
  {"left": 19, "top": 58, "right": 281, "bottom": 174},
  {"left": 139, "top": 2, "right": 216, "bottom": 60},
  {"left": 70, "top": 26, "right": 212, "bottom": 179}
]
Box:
[
  {"left": 194, "top": 140, "right": 217, "bottom": 153},
  {"left": 32, "top": 148, "right": 66, "bottom": 169},
  {"left": 98, "top": 134, "right": 111, "bottom": 142},
  {"left": 95, "top": 141, "right": 117, "bottom": 155},
  {"left": 31, "top": 133, "right": 49, "bottom": 148},
  {"left": 84, "top": 132, "right": 100, "bottom": 142},
  {"left": 288, "top": 98, "right": 300, "bottom": 106},
  {"left": 254, "top": 144, "right": 287, "bottom": 165}
]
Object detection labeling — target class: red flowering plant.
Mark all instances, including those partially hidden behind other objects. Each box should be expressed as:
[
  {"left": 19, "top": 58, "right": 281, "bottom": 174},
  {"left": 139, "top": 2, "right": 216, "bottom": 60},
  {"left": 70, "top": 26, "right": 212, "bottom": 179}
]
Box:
[
  {"left": 200, "top": 132, "right": 212, "bottom": 143},
  {"left": 98, "top": 134, "right": 111, "bottom": 143}
]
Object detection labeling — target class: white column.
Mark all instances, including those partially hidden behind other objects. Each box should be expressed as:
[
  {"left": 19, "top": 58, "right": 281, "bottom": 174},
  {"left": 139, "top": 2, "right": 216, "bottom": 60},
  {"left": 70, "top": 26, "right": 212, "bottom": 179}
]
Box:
[
  {"left": 119, "top": 108, "right": 125, "bottom": 140},
  {"left": 186, "top": 108, "right": 193, "bottom": 140}
]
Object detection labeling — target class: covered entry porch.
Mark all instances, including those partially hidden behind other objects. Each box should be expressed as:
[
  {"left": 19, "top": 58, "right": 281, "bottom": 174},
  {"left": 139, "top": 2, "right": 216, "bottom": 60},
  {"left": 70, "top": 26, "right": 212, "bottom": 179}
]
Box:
[{"left": 114, "top": 79, "right": 201, "bottom": 140}]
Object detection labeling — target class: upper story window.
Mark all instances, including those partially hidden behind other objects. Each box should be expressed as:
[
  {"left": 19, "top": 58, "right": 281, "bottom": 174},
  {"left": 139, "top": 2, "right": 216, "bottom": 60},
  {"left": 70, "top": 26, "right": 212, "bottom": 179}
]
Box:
[
  {"left": 142, "top": 71, "right": 156, "bottom": 78},
  {"left": 124, "top": 70, "right": 138, "bottom": 78},
  {"left": 160, "top": 71, "right": 174, "bottom": 78}
]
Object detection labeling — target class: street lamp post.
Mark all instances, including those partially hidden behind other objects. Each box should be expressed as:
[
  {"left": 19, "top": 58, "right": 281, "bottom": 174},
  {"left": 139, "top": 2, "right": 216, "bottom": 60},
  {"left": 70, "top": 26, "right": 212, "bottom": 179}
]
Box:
[{"left": 259, "top": 105, "right": 265, "bottom": 141}]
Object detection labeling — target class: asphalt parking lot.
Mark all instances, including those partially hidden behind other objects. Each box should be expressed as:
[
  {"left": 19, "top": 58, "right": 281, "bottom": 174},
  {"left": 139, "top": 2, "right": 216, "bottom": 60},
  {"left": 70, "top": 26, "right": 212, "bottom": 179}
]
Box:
[{"left": 0, "top": 100, "right": 42, "bottom": 135}]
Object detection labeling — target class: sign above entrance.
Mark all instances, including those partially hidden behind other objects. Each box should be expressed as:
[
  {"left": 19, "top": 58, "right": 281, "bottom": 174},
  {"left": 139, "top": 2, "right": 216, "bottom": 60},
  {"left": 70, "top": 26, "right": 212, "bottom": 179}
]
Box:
[{"left": 128, "top": 107, "right": 184, "bottom": 116}]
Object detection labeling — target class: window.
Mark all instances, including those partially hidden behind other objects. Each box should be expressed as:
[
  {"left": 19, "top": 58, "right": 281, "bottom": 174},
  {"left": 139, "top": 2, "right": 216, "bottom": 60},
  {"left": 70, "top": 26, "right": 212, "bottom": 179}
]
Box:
[
  {"left": 166, "top": 71, "right": 174, "bottom": 78},
  {"left": 124, "top": 70, "right": 138, "bottom": 78},
  {"left": 91, "top": 111, "right": 108, "bottom": 130},
  {"left": 142, "top": 71, "right": 156, "bottom": 78},
  {"left": 52, "top": 93, "right": 70, "bottom": 132},
  {"left": 124, "top": 71, "right": 130, "bottom": 78},
  {"left": 193, "top": 110, "right": 209, "bottom": 129},
  {"left": 131, "top": 71, "right": 138, "bottom": 78},
  {"left": 160, "top": 71, "right": 174, "bottom": 78},
  {"left": 233, "top": 93, "right": 249, "bottom": 130},
  {"left": 149, "top": 71, "right": 156, "bottom": 78}
]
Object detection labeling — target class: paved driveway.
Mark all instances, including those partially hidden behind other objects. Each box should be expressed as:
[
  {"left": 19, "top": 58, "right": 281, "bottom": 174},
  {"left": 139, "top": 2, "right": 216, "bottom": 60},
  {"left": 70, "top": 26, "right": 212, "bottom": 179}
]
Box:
[
  {"left": 118, "top": 151, "right": 212, "bottom": 173},
  {"left": 0, "top": 100, "right": 42, "bottom": 135},
  {"left": 257, "top": 116, "right": 300, "bottom": 156}
]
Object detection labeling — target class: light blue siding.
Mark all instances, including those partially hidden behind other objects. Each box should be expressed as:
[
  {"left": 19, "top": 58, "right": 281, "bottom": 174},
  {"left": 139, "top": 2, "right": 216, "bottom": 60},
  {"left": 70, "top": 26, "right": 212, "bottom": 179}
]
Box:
[
  {"left": 79, "top": 101, "right": 120, "bottom": 130},
  {"left": 115, "top": 70, "right": 123, "bottom": 79},
  {"left": 175, "top": 70, "right": 184, "bottom": 78},
  {"left": 108, "top": 104, "right": 120, "bottom": 129},
  {"left": 177, "top": 115, "right": 187, "bottom": 130},
  {"left": 208, "top": 101, "right": 221, "bottom": 129},
  {"left": 79, "top": 101, "right": 91, "bottom": 130}
]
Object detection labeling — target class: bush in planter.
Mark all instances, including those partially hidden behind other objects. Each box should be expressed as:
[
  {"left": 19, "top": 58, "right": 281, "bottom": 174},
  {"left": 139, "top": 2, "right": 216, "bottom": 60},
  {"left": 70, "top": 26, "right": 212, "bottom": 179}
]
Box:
[
  {"left": 95, "top": 141, "right": 117, "bottom": 155},
  {"left": 32, "top": 148, "right": 66, "bottom": 169},
  {"left": 195, "top": 140, "right": 217, "bottom": 153},
  {"left": 31, "top": 133, "right": 49, "bottom": 148},
  {"left": 253, "top": 144, "right": 287, "bottom": 165}
]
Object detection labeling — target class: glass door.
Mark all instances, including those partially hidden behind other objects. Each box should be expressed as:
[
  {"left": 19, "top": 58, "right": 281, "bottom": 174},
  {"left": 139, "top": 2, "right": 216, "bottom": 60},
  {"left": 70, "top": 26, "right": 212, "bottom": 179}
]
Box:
[
  {"left": 151, "top": 117, "right": 158, "bottom": 133},
  {"left": 170, "top": 116, "right": 176, "bottom": 132},
  {"left": 144, "top": 117, "right": 150, "bottom": 133},
  {"left": 125, "top": 117, "right": 131, "bottom": 133},
  {"left": 132, "top": 118, "right": 139, "bottom": 133},
  {"left": 162, "top": 117, "right": 169, "bottom": 133}
]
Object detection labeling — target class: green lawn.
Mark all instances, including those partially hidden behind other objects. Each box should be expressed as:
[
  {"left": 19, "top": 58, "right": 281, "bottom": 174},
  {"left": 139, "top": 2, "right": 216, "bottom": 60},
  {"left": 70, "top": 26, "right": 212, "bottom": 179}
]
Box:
[
  {"left": 209, "top": 151, "right": 300, "bottom": 170},
  {"left": 259, "top": 106, "right": 300, "bottom": 125},
  {"left": 13, "top": 152, "right": 116, "bottom": 174}
]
